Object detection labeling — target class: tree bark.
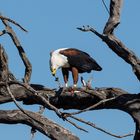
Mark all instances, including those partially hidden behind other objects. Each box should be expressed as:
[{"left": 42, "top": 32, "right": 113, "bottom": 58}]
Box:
[
  {"left": 0, "top": 109, "right": 79, "bottom": 140},
  {"left": 0, "top": 82, "right": 139, "bottom": 139},
  {"left": 103, "top": 0, "right": 140, "bottom": 80},
  {"left": 77, "top": 0, "right": 140, "bottom": 139},
  {"left": 0, "top": 0, "right": 140, "bottom": 140}
]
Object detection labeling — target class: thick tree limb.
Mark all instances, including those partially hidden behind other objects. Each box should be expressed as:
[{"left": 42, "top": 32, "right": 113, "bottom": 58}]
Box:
[
  {"left": 0, "top": 110, "right": 79, "bottom": 140},
  {"left": 0, "top": 44, "right": 137, "bottom": 139},
  {"left": 0, "top": 1, "right": 139, "bottom": 139},
  {"left": 0, "top": 82, "right": 138, "bottom": 113},
  {"left": 77, "top": 1, "right": 140, "bottom": 81},
  {"left": 0, "top": 83, "right": 136, "bottom": 138},
  {"left": 77, "top": 26, "right": 140, "bottom": 81},
  {"left": 77, "top": 1, "right": 140, "bottom": 139},
  {"left": 103, "top": 0, "right": 123, "bottom": 35}
]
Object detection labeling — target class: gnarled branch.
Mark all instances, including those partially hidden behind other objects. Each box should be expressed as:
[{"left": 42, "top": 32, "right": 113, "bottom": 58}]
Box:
[
  {"left": 0, "top": 15, "right": 28, "bottom": 32},
  {"left": 0, "top": 14, "right": 32, "bottom": 83},
  {"left": 77, "top": 0, "right": 140, "bottom": 139},
  {"left": 0, "top": 109, "right": 79, "bottom": 140},
  {"left": 77, "top": 0, "right": 140, "bottom": 81},
  {"left": 0, "top": 1, "right": 139, "bottom": 139}
]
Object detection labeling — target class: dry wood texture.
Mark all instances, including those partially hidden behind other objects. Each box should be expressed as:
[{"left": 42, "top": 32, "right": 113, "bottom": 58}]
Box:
[{"left": 0, "top": 0, "right": 140, "bottom": 140}]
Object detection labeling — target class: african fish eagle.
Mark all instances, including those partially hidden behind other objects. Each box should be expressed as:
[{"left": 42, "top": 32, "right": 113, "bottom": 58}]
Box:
[{"left": 50, "top": 48, "right": 102, "bottom": 87}]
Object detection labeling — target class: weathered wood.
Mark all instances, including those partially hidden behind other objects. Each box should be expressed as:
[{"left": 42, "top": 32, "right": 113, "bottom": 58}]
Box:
[
  {"left": 0, "top": 0, "right": 140, "bottom": 139},
  {"left": 77, "top": 1, "right": 140, "bottom": 139},
  {"left": 0, "top": 82, "right": 139, "bottom": 139},
  {"left": 0, "top": 109, "right": 79, "bottom": 140},
  {"left": 103, "top": 0, "right": 123, "bottom": 34},
  {"left": 0, "top": 82, "right": 137, "bottom": 112},
  {"left": 1, "top": 16, "right": 32, "bottom": 83},
  {"left": 0, "top": 45, "right": 9, "bottom": 82},
  {"left": 77, "top": 0, "right": 140, "bottom": 81}
]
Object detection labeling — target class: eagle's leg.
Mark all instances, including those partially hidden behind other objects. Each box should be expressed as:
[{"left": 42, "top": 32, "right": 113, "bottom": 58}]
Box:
[
  {"left": 71, "top": 67, "right": 78, "bottom": 88},
  {"left": 61, "top": 68, "right": 69, "bottom": 87}
]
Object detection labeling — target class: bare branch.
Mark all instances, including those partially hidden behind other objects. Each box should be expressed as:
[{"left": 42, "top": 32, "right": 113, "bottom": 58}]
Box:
[
  {"left": 0, "top": 15, "right": 32, "bottom": 83},
  {"left": 5, "top": 83, "right": 45, "bottom": 126},
  {"left": 70, "top": 115, "right": 133, "bottom": 138},
  {"left": 0, "top": 81, "right": 134, "bottom": 112},
  {"left": 77, "top": 25, "right": 140, "bottom": 81},
  {"left": 0, "top": 45, "right": 9, "bottom": 81},
  {"left": 77, "top": 0, "right": 140, "bottom": 81},
  {"left": 4, "top": 80, "right": 135, "bottom": 138},
  {"left": 0, "top": 110, "right": 79, "bottom": 140},
  {"left": 0, "top": 1, "right": 139, "bottom": 139},
  {"left": 3, "top": 80, "right": 88, "bottom": 133},
  {"left": 0, "top": 30, "right": 6, "bottom": 36},
  {"left": 101, "top": 0, "right": 110, "bottom": 14},
  {"left": 61, "top": 96, "right": 133, "bottom": 138},
  {"left": 103, "top": 0, "right": 123, "bottom": 35},
  {"left": 0, "top": 15, "right": 28, "bottom": 32},
  {"left": 30, "top": 106, "right": 45, "bottom": 140},
  {"left": 77, "top": 1, "right": 140, "bottom": 139},
  {"left": 67, "top": 97, "right": 116, "bottom": 116},
  {"left": 65, "top": 118, "right": 88, "bottom": 133}
]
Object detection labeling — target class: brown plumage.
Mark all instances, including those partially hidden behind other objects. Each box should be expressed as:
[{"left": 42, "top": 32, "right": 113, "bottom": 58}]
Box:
[{"left": 50, "top": 48, "right": 102, "bottom": 87}]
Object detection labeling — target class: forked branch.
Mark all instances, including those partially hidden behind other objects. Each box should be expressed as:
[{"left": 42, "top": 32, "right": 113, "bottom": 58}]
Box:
[
  {"left": 0, "top": 109, "right": 79, "bottom": 140},
  {"left": 0, "top": 15, "right": 28, "bottom": 32},
  {"left": 0, "top": 14, "right": 32, "bottom": 83},
  {"left": 77, "top": 0, "right": 140, "bottom": 139},
  {"left": 77, "top": 1, "right": 140, "bottom": 81}
]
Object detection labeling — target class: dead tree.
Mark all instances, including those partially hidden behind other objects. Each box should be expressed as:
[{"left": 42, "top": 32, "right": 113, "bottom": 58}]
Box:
[{"left": 0, "top": 0, "right": 140, "bottom": 140}]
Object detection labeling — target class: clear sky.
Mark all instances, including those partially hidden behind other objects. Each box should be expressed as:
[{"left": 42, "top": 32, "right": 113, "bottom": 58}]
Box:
[{"left": 0, "top": 0, "right": 139, "bottom": 140}]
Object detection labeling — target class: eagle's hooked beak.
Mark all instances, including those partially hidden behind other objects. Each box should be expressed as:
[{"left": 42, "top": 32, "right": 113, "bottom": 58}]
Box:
[{"left": 51, "top": 68, "right": 56, "bottom": 76}]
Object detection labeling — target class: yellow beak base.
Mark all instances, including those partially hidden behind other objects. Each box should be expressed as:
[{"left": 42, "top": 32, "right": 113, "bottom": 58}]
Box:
[{"left": 51, "top": 69, "right": 56, "bottom": 76}]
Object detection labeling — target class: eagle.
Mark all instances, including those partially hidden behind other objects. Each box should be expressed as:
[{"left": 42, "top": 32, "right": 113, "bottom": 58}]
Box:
[{"left": 50, "top": 48, "right": 102, "bottom": 87}]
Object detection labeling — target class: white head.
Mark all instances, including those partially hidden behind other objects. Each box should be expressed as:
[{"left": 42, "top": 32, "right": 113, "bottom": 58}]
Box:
[{"left": 50, "top": 48, "right": 69, "bottom": 76}]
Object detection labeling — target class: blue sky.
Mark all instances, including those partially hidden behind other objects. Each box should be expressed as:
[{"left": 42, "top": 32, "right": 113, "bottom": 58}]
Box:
[{"left": 0, "top": 0, "right": 139, "bottom": 140}]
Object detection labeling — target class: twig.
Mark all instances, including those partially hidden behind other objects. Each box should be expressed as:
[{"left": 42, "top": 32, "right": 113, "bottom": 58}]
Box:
[
  {"left": 78, "top": 24, "right": 140, "bottom": 81},
  {"left": 30, "top": 106, "right": 45, "bottom": 140},
  {"left": 0, "top": 15, "right": 28, "bottom": 32},
  {"left": 31, "top": 128, "right": 36, "bottom": 140},
  {"left": 1, "top": 80, "right": 135, "bottom": 138},
  {"left": 69, "top": 97, "right": 116, "bottom": 116},
  {"left": 60, "top": 94, "right": 133, "bottom": 138},
  {"left": 102, "top": 0, "right": 110, "bottom": 14},
  {"left": 77, "top": 25, "right": 104, "bottom": 39},
  {"left": 38, "top": 106, "right": 45, "bottom": 114},
  {"left": 8, "top": 80, "right": 61, "bottom": 115},
  {"left": 0, "top": 30, "right": 6, "bottom": 36},
  {"left": 65, "top": 118, "right": 88, "bottom": 133},
  {"left": 70, "top": 115, "right": 133, "bottom": 138},
  {"left": 5, "top": 83, "right": 44, "bottom": 126},
  {"left": 6, "top": 80, "right": 88, "bottom": 132},
  {"left": 1, "top": 15, "right": 32, "bottom": 83},
  {"left": 61, "top": 96, "right": 133, "bottom": 138}
]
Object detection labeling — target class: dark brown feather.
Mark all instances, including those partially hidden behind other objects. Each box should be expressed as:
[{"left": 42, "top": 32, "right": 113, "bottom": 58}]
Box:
[{"left": 59, "top": 48, "right": 102, "bottom": 73}]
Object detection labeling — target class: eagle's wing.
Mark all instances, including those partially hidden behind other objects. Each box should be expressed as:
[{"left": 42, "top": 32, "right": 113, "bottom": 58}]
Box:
[{"left": 59, "top": 48, "right": 102, "bottom": 73}]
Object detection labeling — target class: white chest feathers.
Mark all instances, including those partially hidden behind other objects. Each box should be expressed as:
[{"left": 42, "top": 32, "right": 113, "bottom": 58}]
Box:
[{"left": 50, "top": 52, "right": 70, "bottom": 69}]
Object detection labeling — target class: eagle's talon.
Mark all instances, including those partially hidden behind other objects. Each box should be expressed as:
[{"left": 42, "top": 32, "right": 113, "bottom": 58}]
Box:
[{"left": 50, "top": 48, "right": 102, "bottom": 92}]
